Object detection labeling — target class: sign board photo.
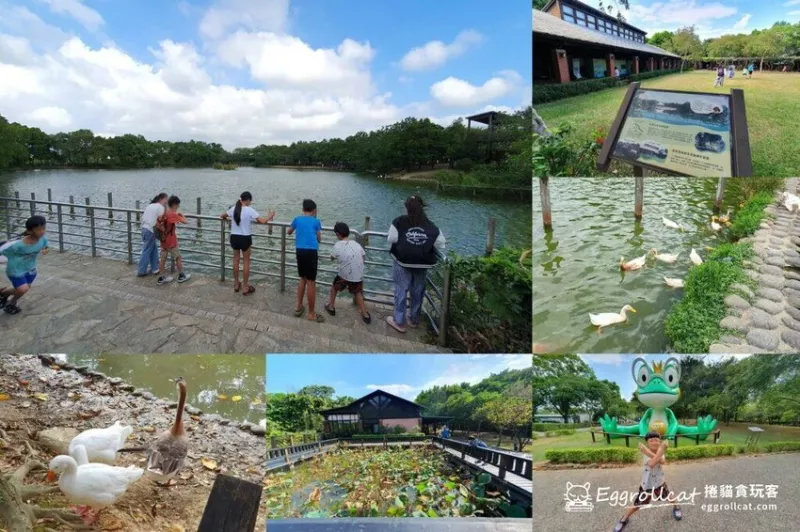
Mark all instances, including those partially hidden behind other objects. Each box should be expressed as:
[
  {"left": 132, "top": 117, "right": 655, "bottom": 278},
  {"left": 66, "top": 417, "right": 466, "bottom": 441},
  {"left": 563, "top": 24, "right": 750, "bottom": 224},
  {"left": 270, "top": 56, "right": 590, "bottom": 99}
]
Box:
[{"left": 597, "top": 82, "right": 752, "bottom": 177}]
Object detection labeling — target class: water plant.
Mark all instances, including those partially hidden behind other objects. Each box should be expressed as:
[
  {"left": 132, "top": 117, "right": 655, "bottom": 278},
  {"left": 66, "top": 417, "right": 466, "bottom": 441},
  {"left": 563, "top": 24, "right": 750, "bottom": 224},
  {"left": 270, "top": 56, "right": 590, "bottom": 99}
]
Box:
[{"left": 263, "top": 447, "right": 528, "bottom": 518}]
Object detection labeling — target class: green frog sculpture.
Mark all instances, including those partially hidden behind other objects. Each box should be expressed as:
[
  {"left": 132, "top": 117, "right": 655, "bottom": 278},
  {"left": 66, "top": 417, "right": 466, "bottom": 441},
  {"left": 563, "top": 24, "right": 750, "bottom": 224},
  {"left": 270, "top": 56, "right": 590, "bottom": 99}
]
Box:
[{"left": 599, "top": 357, "right": 717, "bottom": 439}]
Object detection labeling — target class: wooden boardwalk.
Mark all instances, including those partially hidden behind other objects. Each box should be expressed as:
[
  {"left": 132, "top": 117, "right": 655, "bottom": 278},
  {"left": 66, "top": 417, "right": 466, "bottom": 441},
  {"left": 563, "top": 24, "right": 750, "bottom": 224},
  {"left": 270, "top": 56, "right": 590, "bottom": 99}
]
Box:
[
  {"left": 266, "top": 442, "right": 339, "bottom": 473},
  {"left": 432, "top": 441, "right": 532, "bottom": 495}
]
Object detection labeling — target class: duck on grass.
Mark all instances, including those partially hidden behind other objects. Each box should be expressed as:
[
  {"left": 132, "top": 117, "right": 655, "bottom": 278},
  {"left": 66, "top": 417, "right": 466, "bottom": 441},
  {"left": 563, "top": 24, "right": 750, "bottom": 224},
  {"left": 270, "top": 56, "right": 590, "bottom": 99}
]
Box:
[{"left": 263, "top": 447, "right": 528, "bottom": 519}]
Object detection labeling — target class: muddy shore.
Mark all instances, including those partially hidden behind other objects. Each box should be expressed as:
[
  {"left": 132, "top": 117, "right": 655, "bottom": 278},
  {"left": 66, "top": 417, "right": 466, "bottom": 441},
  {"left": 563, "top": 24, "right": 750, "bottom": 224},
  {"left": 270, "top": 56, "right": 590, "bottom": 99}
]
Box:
[{"left": 0, "top": 354, "right": 266, "bottom": 531}]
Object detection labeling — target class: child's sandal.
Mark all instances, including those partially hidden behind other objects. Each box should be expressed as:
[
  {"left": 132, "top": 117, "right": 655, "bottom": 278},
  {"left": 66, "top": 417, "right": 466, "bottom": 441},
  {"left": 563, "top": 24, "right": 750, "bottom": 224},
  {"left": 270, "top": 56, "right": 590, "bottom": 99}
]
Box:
[
  {"left": 294, "top": 307, "right": 305, "bottom": 318},
  {"left": 324, "top": 303, "right": 336, "bottom": 316},
  {"left": 673, "top": 507, "right": 682, "bottom": 521},
  {"left": 362, "top": 312, "right": 371, "bottom": 324},
  {"left": 613, "top": 519, "right": 628, "bottom": 532},
  {"left": 243, "top": 285, "right": 255, "bottom": 296}
]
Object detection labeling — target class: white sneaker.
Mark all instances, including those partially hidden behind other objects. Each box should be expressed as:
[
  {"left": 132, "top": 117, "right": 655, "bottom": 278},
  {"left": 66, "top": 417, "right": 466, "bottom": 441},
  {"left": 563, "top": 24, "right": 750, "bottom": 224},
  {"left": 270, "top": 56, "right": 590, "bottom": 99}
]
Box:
[{"left": 157, "top": 275, "right": 174, "bottom": 285}]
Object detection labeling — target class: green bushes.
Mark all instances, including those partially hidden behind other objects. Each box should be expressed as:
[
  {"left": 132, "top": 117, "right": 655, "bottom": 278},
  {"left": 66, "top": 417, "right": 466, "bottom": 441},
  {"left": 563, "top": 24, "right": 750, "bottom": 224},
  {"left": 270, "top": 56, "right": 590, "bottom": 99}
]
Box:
[
  {"left": 447, "top": 248, "right": 531, "bottom": 353},
  {"left": 544, "top": 429, "right": 576, "bottom": 437},
  {"left": 532, "top": 123, "right": 602, "bottom": 177},
  {"left": 729, "top": 191, "right": 776, "bottom": 239},
  {"left": 212, "top": 162, "right": 237, "bottom": 170},
  {"left": 665, "top": 242, "right": 753, "bottom": 353},
  {"left": 666, "top": 445, "right": 734, "bottom": 460},
  {"left": 544, "top": 447, "right": 638, "bottom": 464},
  {"left": 453, "top": 158, "right": 474, "bottom": 172},
  {"left": 763, "top": 441, "right": 800, "bottom": 452},
  {"left": 533, "top": 69, "right": 684, "bottom": 104},
  {"left": 533, "top": 422, "right": 591, "bottom": 431}
]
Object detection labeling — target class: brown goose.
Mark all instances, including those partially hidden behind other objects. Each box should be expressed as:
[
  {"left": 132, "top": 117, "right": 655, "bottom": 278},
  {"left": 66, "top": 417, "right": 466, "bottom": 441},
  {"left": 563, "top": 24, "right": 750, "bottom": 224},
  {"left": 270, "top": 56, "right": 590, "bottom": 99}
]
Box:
[{"left": 145, "top": 377, "right": 188, "bottom": 485}]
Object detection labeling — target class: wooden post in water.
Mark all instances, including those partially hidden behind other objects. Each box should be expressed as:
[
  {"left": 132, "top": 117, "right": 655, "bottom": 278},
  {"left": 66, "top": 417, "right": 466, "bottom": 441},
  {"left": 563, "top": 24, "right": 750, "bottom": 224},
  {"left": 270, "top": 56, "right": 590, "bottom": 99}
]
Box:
[
  {"left": 14, "top": 191, "right": 20, "bottom": 209},
  {"left": 47, "top": 188, "right": 52, "bottom": 212},
  {"left": 634, "top": 176, "right": 644, "bottom": 219},
  {"left": 107, "top": 192, "right": 113, "bottom": 220},
  {"left": 363, "top": 216, "right": 371, "bottom": 246},
  {"left": 485, "top": 217, "right": 496, "bottom": 255},
  {"left": 69, "top": 195, "right": 75, "bottom": 215},
  {"left": 135, "top": 200, "right": 141, "bottom": 222},
  {"left": 539, "top": 177, "right": 552, "bottom": 228},
  {"left": 196, "top": 197, "right": 202, "bottom": 228},
  {"left": 714, "top": 178, "right": 727, "bottom": 213},
  {"left": 29, "top": 193, "right": 35, "bottom": 217}
]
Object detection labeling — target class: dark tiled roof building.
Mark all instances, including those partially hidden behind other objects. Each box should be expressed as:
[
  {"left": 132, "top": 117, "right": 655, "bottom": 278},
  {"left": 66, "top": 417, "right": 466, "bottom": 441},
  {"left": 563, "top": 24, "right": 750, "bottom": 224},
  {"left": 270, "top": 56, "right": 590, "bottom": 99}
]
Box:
[{"left": 534, "top": 1, "right": 680, "bottom": 84}]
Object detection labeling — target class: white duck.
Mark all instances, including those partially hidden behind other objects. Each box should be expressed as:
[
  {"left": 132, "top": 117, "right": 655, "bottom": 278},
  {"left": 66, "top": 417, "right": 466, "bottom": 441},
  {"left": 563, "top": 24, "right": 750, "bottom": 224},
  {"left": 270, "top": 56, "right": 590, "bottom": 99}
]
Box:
[
  {"left": 662, "top": 217, "right": 682, "bottom": 230},
  {"left": 650, "top": 248, "right": 680, "bottom": 264},
  {"left": 47, "top": 444, "right": 143, "bottom": 524},
  {"left": 589, "top": 305, "right": 637, "bottom": 329},
  {"left": 710, "top": 217, "right": 721, "bottom": 231},
  {"left": 664, "top": 277, "right": 684, "bottom": 288},
  {"left": 69, "top": 421, "right": 133, "bottom": 465},
  {"left": 781, "top": 191, "right": 800, "bottom": 212},
  {"left": 620, "top": 254, "right": 647, "bottom": 271},
  {"left": 690, "top": 248, "right": 703, "bottom": 266},
  {"left": 145, "top": 377, "right": 189, "bottom": 484},
  {"left": 717, "top": 208, "right": 733, "bottom": 225}
]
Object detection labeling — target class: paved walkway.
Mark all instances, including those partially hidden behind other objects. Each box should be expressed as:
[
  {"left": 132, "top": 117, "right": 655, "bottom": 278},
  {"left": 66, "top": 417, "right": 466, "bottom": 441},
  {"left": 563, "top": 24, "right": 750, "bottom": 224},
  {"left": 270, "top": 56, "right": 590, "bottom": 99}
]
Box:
[
  {"left": 0, "top": 251, "right": 445, "bottom": 354},
  {"left": 713, "top": 178, "right": 800, "bottom": 353},
  {"left": 534, "top": 454, "right": 800, "bottom": 532}
]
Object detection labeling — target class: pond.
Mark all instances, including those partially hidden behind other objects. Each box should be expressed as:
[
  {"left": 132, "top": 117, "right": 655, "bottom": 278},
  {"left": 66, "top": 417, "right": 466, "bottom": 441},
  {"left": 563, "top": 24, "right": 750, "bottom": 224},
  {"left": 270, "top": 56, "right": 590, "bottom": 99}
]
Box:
[
  {"left": 57, "top": 354, "right": 265, "bottom": 423},
  {"left": 263, "top": 447, "right": 527, "bottom": 518},
  {"left": 533, "top": 177, "right": 750, "bottom": 354},
  {"left": 0, "top": 168, "right": 531, "bottom": 257}
]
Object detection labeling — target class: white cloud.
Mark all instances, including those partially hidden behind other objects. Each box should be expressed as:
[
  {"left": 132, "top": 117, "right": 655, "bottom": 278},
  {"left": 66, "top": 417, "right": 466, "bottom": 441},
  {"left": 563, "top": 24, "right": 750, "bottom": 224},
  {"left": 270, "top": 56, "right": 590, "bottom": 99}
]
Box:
[
  {"left": 431, "top": 70, "right": 522, "bottom": 108},
  {"left": 785, "top": 0, "right": 800, "bottom": 5},
  {"left": 0, "top": 4, "right": 69, "bottom": 50},
  {"left": 27, "top": 106, "right": 72, "bottom": 128},
  {"left": 580, "top": 354, "right": 627, "bottom": 365},
  {"left": 400, "top": 30, "right": 484, "bottom": 71},
  {"left": 200, "top": 0, "right": 290, "bottom": 39},
  {"left": 217, "top": 32, "right": 376, "bottom": 97},
  {"left": 365, "top": 383, "right": 419, "bottom": 399},
  {"left": 628, "top": 1, "right": 738, "bottom": 31},
  {"left": 733, "top": 14, "right": 751, "bottom": 29},
  {"left": 39, "top": 0, "right": 104, "bottom": 32},
  {"left": 0, "top": 34, "right": 35, "bottom": 65},
  {"left": 790, "top": 10, "right": 800, "bottom": 15}
]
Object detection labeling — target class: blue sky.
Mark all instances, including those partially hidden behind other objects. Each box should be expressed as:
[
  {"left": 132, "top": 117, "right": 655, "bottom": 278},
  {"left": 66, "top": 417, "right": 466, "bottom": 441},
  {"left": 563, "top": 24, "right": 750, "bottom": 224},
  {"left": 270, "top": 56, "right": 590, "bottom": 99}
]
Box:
[
  {"left": 0, "top": 0, "right": 530, "bottom": 148},
  {"left": 578, "top": 354, "right": 750, "bottom": 400},
  {"left": 266, "top": 354, "right": 531, "bottom": 401},
  {"left": 620, "top": 0, "right": 796, "bottom": 40}
]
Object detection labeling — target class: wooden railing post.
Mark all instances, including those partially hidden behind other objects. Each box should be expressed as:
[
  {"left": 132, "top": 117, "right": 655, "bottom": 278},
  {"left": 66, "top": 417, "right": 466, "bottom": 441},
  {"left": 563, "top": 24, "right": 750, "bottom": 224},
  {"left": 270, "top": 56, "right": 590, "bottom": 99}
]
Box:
[
  {"left": 197, "top": 197, "right": 202, "bottom": 228},
  {"left": 47, "top": 188, "right": 52, "bottom": 212},
  {"left": 29, "top": 192, "right": 35, "bottom": 217},
  {"left": 634, "top": 176, "right": 644, "bottom": 219},
  {"left": 539, "top": 177, "right": 552, "bottom": 228}
]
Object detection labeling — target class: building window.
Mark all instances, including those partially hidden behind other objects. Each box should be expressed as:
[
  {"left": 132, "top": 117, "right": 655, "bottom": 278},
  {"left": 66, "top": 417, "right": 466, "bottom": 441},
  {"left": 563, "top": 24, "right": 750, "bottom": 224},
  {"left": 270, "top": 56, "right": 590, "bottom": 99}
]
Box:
[
  {"left": 563, "top": 5, "right": 574, "bottom": 15},
  {"left": 588, "top": 15, "right": 596, "bottom": 27},
  {"left": 564, "top": 14, "right": 575, "bottom": 23}
]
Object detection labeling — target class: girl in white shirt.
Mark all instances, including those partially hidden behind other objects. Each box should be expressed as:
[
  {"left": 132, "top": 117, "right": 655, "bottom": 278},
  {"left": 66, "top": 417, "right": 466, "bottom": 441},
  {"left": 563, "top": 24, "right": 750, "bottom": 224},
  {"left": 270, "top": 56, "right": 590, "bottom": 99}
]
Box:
[
  {"left": 220, "top": 191, "right": 275, "bottom": 295},
  {"left": 136, "top": 193, "right": 167, "bottom": 276}
]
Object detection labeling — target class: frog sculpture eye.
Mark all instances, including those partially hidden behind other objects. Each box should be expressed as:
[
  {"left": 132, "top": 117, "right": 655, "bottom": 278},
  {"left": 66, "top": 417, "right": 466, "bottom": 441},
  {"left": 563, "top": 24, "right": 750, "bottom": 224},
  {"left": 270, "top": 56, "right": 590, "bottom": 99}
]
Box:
[
  {"left": 663, "top": 357, "right": 681, "bottom": 388},
  {"left": 631, "top": 357, "right": 651, "bottom": 387}
]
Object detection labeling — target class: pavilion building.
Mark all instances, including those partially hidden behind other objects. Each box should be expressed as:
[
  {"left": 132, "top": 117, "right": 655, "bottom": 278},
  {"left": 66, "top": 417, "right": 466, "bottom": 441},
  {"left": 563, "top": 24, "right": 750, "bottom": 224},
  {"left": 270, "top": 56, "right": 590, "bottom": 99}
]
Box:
[{"left": 533, "top": 1, "right": 680, "bottom": 84}]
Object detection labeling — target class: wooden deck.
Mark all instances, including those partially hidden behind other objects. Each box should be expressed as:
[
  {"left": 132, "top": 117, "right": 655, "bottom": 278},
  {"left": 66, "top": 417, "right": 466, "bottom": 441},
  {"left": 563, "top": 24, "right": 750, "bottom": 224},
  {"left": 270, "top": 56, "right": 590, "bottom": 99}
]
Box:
[{"left": 432, "top": 441, "right": 533, "bottom": 495}]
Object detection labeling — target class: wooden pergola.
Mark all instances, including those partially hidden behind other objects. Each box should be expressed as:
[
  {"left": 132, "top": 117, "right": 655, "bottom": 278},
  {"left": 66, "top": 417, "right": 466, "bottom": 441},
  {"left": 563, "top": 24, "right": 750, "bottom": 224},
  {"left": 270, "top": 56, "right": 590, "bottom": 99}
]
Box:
[{"left": 465, "top": 111, "right": 500, "bottom": 161}]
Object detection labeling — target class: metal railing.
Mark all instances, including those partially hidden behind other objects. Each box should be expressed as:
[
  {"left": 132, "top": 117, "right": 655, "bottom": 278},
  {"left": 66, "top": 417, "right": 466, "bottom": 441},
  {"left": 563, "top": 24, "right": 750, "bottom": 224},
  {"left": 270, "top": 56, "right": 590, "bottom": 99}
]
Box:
[{"left": 1, "top": 195, "right": 452, "bottom": 345}]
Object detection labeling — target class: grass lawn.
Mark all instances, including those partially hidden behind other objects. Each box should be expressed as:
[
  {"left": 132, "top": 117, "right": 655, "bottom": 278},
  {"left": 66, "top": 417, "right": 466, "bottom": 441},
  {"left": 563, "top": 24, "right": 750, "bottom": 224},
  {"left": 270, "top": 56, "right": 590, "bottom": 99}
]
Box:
[
  {"left": 531, "top": 423, "right": 800, "bottom": 462},
  {"left": 535, "top": 70, "right": 800, "bottom": 177}
]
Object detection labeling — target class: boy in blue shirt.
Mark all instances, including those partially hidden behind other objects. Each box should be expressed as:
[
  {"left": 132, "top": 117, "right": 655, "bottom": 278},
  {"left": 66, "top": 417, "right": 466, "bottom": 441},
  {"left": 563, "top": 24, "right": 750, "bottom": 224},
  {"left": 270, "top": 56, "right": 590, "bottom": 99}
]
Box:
[
  {"left": 288, "top": 199, "right": 324, "bottom": 322},
  {"left": 0, "top": 215, "right": 49, "bottom": 315}
]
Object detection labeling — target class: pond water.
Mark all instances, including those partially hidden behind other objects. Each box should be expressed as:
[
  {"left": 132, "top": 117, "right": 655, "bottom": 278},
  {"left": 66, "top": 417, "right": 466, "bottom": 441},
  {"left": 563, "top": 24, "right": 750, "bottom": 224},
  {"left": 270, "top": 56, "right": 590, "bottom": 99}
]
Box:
[
  {"left": 58, "top": 354, "right": 265, "bottom": 423},
  {"left": 0, "top": 168, "right": 531, "bottom": 257},
  {"left": 533, "top": 177, "right": 749, "bottom": 354}
]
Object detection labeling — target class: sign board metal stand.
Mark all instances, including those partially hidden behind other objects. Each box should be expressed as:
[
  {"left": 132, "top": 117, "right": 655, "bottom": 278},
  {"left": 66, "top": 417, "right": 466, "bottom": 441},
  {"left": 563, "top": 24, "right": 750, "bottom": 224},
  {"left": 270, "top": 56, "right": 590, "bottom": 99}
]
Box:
[{"left": 598, "top": 82, "right": 752, "bottom": 177}]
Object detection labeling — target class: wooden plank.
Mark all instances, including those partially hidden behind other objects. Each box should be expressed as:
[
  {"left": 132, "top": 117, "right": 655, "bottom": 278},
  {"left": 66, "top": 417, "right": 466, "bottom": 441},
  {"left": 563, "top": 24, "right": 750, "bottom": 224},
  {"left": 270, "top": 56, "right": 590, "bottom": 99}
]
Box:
[
  {"left": 730, "top": 88, "right": 753, "bottom": 177},
  {"left": 597, "top": 82, "right": 640, "bottom": 172},
  {"left": 197, "top": 474, "right": 262, "bottom": 532}
]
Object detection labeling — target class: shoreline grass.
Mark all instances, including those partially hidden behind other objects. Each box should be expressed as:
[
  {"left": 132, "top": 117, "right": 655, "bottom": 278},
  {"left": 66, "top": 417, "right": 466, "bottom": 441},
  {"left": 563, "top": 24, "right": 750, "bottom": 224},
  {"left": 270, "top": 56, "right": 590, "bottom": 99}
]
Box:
[{"left": 535, "top": 71, "right": 800, "bottom": 177}]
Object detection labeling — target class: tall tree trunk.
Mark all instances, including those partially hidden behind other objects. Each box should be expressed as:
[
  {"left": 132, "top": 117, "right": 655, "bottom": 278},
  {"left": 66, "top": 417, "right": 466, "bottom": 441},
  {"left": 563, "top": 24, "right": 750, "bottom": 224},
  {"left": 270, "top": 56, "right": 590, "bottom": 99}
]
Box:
[{"left": 760, "top": 57, "right": 764, "bottom": 72}]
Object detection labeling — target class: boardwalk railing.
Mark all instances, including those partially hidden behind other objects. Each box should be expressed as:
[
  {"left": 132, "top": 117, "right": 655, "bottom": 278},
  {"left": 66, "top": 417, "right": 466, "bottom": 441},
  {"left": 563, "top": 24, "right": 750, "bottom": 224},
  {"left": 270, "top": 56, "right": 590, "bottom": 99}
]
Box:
[
  {"left": 1, "top": 195, "right": 452, "bottom": 345},
  {"left": 432, "top": 437, "right": 532, "bottom": 482},
  {"left": 266, "top": 438, "right": 340, "bottom": 461}
]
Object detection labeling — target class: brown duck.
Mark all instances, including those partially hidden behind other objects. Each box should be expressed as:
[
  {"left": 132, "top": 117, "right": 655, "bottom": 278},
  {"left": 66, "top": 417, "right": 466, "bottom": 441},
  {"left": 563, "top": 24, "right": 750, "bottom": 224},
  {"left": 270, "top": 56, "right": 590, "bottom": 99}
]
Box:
[{"left": 145, "top": 377, "right": 188, "bottom": 484}]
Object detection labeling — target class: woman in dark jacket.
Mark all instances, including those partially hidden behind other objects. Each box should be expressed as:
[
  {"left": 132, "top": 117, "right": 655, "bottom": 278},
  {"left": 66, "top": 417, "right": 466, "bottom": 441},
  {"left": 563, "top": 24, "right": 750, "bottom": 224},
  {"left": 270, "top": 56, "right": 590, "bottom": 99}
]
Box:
[{"left": 385, "top": 195, "right": 446, "bottom": 333}]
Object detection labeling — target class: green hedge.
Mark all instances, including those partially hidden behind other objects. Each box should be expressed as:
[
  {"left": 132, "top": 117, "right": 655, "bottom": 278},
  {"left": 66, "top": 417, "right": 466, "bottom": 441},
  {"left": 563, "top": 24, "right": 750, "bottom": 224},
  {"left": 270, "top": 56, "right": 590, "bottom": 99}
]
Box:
[
  {"left": 533, "top": 422, "right": 591, "bottom": 431},
  {"left": 544, "top": 447, "right": 638, "bottom": 464},
  {"left": 763, "top": 441, "right": 800, "bottom": 452},
  {"left": 545, "top": 429, "right": 576, "bottom": 437},
  {"left": 533, "top": 69, "right": 684, "bottom": 104},
  {"left": 350, "top": 433, "right": 426, "bottom": 440},
  {"left": 666, "top": 445, "right": 734, "bottom": 460}
]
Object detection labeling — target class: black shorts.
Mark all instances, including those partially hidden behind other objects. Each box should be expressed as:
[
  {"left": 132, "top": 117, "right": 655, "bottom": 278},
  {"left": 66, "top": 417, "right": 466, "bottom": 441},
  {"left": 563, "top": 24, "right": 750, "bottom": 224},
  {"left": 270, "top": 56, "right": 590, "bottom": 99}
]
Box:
[
  {"left": 296, "top": 249, "right": 318, "bottom": 281},
  {"left": 230, "top": 234, "right": 252, "bottom": 252},
  {"left": 634, "top": 483, "right": 670, "bottom": 507},
  {"left": 333, "top": 275, "right": 363, "bottom": 294}
]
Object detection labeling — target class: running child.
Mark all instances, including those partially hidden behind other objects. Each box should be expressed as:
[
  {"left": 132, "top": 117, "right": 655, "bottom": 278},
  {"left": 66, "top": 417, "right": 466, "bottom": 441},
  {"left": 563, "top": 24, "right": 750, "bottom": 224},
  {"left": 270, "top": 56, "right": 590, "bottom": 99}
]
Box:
[
  {"left": 713, "top": 65, "right": 724, "bottom": 87},
  {"left": 613, "top": 433, "right": 682, "bottom": 532},
  {"left": 0, "top": 215, "right": 49, "bottom": 315},
  {"left": 324, "top": 221, "right": 370, "bottom": 324},
  {"left": 155, "top": 195, "right": 191, "bottom": 285},
  {"left": 288, "top": 199, "right": 324, "bottom": 322},
  {"left": 220, "top": 191, "right": 275, "bottom": 295}
]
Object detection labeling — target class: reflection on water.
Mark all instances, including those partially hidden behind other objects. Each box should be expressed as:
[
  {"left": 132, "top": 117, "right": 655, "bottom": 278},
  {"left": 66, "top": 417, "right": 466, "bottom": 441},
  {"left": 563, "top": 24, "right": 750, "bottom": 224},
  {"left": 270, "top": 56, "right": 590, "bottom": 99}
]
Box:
[
  {"left": 62, "top": 354, "right": 265, "bottom": 423},
  {"left": 0, "top": 168, "right": 530, "bottom": 256},
  {"left": 533, "top": 177, "right": 749, "bottom": 354}
]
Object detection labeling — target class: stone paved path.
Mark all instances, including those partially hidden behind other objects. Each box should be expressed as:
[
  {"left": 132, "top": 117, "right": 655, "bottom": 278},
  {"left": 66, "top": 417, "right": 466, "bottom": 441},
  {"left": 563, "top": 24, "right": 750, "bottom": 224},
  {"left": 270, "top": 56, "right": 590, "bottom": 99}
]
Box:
[
  {"left": 711, "top": 178, "right": 800, "bottom": 353},
  {"left": 0, "top": 251, "right": 446, "bottom": 354}
]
